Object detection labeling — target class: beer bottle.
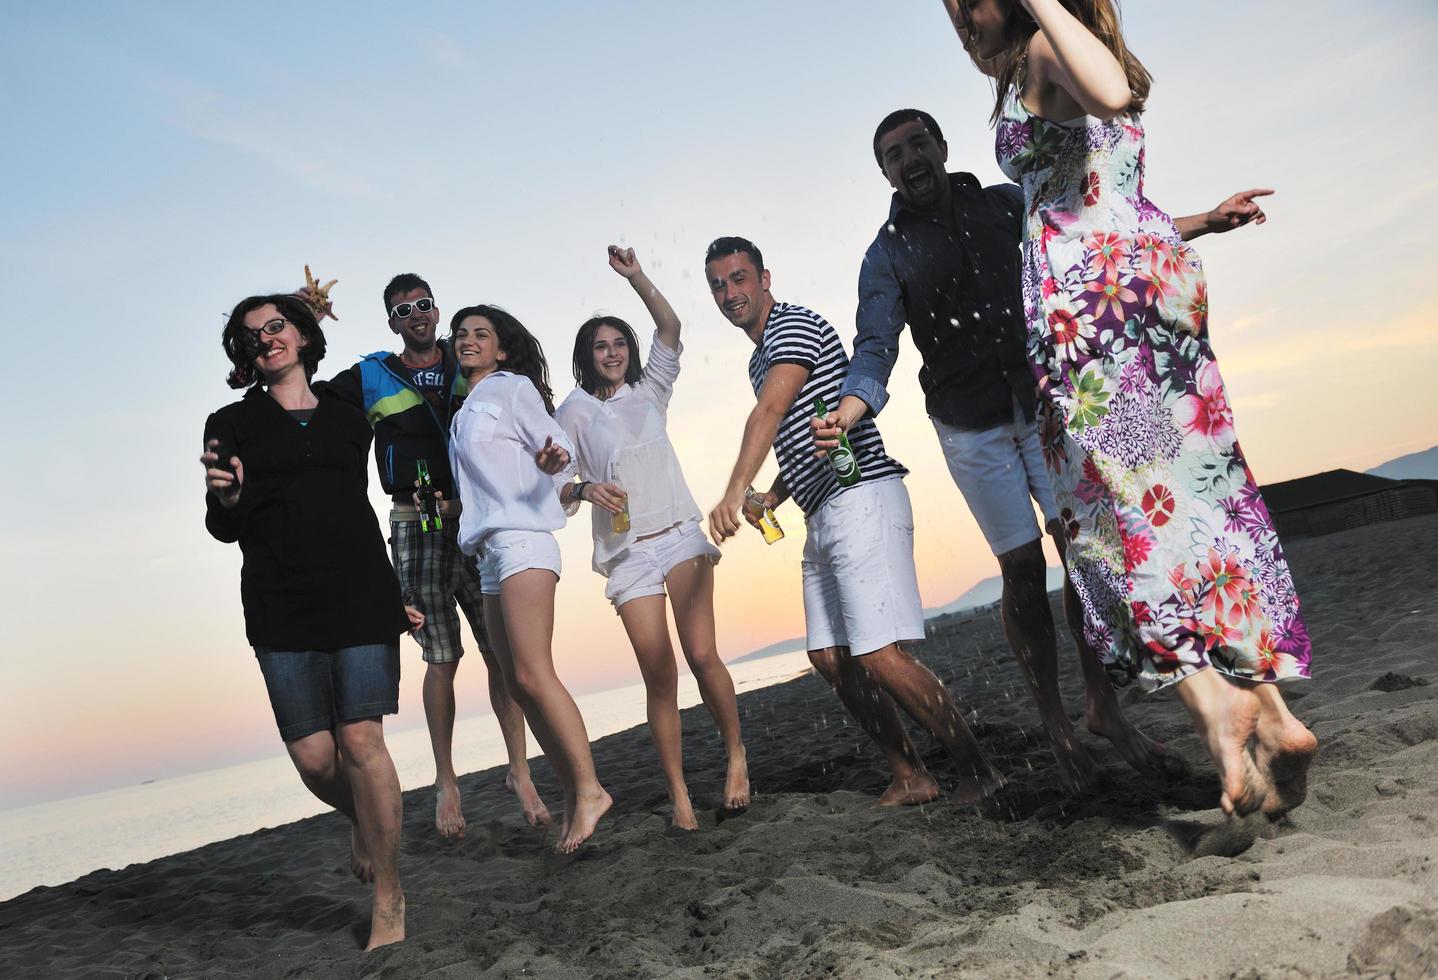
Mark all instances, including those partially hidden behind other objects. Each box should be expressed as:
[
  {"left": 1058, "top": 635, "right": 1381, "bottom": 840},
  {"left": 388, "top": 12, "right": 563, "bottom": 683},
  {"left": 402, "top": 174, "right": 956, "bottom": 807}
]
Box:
[
  {"left": 744, "top": 486, "right": 784, "bottom": 544},
  {"left": 612, "top": 491, "right": 630, "bottom": 534},
  {"left": 813, "top": 397, "right": 861, "bottom": 487},
  {"left": 416, "top": 459, "right": 443, "bottom": 533}
]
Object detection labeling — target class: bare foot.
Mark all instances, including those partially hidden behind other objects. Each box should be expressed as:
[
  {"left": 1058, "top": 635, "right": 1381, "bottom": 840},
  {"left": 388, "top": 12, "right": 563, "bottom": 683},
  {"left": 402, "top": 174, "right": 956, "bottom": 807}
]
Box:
[
  {"left": 1255, "top": 712, "right": 1318, "bottom": 818},
  {"left": 1085, "top": 705, "right": 1174, "bottom": 777},
  {"left": 723, "top": 747, "right": 752, "bottom": 810},
  {"left": 877, "top": 770, "right": 941, "bottom": 807},
  {"left": 1052, "top": 743, "right": 1105, "bottom": 796},
  {"left": 672, "top": 788, "right": 699, "bottom": 831},
  {"left": 1180, "top": 674, "right": 1269, "bottom": 815},
  {"left": 435, "top": 780, "right": 465, "bottom": 840},
  {"left": 506, "top": 768, "right": 553, "bottom": 828},
  {"left": 350, "top": 826, "right": 374, "bottom": 883},
  {"left": 364, "top": 888, "right": 405, "bottom": 952},
  {"left": 951, "top": 765, "right": 1008, "bottom": 806},
  {"left": 558, "top": 787, "right": 613, "bottom": 853}
]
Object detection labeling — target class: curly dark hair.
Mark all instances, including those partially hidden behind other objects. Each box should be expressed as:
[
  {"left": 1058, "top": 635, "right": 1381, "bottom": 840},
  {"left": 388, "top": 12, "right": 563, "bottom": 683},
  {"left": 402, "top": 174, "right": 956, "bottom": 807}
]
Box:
[
  {"left": 221, "top": 294, "right": 327, "bottom": 389},
  {"left": 572, "top": 315, "right": 643, "bottom": 397},
  {"left": 450, "top": 304, "right": 556, "bottom": 414}
]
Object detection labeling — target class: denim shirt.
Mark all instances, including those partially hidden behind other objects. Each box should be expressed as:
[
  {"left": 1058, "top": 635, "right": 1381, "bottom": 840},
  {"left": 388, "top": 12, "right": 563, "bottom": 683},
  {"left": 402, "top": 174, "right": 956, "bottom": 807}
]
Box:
[{"left": 842, "top": 172, "right": 1036, "bottom": 430}]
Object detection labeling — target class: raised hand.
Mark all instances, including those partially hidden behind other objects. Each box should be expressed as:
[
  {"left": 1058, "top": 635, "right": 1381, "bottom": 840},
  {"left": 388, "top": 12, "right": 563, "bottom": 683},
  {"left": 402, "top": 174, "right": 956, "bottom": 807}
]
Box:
[
  {"left": 535, "top": 436, "right": 571, "bottom": 475},
  {"left": 1205, "top": 188, "right": 1273, "bottom": 234},
  {"left": 296, "top": 264, "right": 339, "bottom": 321},
  {"left": 606, "top": 245, "right": 642, "bottom": 279},
  {"left": 201, "top": 438, "right": 244, "bottom": 507}
]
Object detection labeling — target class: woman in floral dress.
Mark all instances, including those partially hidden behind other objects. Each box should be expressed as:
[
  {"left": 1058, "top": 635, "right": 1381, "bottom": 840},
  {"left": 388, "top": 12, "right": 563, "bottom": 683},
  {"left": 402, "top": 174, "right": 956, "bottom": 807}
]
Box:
[{"left": 941, "top": 0, "right": 1317, "bottom": 817}]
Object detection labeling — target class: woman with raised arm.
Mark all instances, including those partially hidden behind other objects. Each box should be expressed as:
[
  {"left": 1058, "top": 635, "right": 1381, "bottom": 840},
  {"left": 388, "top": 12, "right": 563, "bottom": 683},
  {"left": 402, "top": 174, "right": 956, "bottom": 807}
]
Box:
[
  {"left": 200, "top": 293, "right": 416, "bottom": 951},
  {"left": 942, "top": 0, "right": 1316, "bottom": 816},
  {"left": 442, "top": 304, "right": 611, "bottom": 853},
  {"left": 555, "top": 246, "right": 751, "bottom": 830}
]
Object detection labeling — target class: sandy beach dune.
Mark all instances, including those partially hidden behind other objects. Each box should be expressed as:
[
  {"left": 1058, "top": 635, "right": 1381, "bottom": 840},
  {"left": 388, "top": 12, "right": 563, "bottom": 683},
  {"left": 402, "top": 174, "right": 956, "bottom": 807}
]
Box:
[{"left": 3, "top": 516, "right": 1435, "bottom": 979}]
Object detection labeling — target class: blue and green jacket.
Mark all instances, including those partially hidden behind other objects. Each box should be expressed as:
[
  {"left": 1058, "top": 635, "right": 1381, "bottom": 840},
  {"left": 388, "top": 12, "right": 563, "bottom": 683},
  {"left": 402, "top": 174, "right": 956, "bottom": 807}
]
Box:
[{"left": 322, "top": 343, "right": 469, "bottom": 499}]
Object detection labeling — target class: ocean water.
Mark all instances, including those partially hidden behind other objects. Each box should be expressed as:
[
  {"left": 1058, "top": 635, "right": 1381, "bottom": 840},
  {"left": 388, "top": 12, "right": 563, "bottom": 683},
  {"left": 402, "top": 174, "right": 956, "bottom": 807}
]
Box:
[{"left": 0, "top": 648, "right": 812, "bottom": 902}]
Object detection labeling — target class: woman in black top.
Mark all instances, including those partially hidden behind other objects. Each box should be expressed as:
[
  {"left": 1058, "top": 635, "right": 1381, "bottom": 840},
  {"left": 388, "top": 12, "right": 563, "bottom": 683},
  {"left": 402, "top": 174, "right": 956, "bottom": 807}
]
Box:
[{"left": 201, "top": 293, "right": 414, "bottom": 951}]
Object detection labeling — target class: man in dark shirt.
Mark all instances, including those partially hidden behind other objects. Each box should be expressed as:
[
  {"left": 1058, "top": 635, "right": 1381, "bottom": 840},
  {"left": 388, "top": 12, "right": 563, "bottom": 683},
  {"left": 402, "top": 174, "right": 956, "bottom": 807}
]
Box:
[
  {"left": 322, "top": 274, "right": 551, "bottom": 838},
  {"left": 815, "top": 109, "right": 1166, "bottom": 792}
]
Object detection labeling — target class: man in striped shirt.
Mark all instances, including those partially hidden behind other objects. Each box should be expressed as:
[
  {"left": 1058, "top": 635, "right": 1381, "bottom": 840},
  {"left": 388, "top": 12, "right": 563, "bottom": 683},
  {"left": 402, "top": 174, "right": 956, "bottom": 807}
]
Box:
[{"left": 704, "top": 236, "right": 1004, "bottom": 807}]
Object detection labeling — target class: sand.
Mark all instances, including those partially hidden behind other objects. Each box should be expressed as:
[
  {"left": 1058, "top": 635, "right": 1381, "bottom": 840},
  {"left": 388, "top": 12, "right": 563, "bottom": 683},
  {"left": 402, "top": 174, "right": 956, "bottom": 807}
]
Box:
[{"left": 3, "top": 515, "right": 1435, "bottom": 979}]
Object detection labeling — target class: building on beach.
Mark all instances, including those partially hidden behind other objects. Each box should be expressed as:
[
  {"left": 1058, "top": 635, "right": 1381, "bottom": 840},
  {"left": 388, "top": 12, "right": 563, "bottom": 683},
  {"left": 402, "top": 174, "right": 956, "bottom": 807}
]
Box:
[{"left": 1261, "top": 469, "right": 1438, "bottom": 538}]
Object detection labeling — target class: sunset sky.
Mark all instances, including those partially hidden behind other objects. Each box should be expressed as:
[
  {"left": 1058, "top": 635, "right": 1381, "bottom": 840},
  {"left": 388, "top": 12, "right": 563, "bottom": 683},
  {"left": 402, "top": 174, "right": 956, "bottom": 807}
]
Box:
[{"left": 3, "top": 1, "right": 1434, "bottom": 810}]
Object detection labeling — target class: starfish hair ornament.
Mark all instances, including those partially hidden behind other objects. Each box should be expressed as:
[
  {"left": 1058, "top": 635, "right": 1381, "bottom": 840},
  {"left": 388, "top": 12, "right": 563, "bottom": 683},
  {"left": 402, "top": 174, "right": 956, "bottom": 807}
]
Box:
[{"left": 297, "top": 264, "right": 339, "bottom": 321}]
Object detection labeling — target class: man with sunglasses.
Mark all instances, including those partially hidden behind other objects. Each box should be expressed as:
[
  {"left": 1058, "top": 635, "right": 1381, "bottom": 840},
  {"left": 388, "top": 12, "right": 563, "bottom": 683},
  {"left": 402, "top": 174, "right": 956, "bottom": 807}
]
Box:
[{"left": 324, "top": 274, "right": 551, "bottom": 840}]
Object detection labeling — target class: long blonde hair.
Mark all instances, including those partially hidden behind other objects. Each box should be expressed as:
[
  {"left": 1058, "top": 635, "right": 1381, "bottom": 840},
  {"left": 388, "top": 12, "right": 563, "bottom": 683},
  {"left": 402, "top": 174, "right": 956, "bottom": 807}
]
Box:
[{"left": 978, "top": 0, "right": 1152, "bottom": 124}]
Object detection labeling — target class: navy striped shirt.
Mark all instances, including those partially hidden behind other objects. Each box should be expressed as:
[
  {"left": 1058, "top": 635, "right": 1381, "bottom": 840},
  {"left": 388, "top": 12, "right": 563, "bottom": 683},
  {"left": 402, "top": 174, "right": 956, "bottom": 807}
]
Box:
[{"left": 748, "top": 302, "right": 907, "bottom": 518}]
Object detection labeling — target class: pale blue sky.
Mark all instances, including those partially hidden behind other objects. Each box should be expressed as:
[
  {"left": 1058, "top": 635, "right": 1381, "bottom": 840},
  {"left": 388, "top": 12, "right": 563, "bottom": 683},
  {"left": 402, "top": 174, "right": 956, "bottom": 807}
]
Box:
[{"left": 2, "top": 1, "right": 1435, "bottom": 809}]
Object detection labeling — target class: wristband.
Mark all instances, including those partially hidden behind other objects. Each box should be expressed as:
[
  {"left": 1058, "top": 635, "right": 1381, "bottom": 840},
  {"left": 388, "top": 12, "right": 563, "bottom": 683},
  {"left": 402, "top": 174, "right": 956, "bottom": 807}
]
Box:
[{"left": 574, "top": 481, "right": 590, "bottom": 503}]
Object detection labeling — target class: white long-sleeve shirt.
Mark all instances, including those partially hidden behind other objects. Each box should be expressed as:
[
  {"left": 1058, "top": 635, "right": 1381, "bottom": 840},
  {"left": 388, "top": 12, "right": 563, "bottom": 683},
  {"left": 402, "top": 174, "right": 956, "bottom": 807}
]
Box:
[
  {"left": 450, "top": 371, "right": 576, "bottom": 556},
  {"left": 554, "top": 332, "right": 701, "bottom": 572}
]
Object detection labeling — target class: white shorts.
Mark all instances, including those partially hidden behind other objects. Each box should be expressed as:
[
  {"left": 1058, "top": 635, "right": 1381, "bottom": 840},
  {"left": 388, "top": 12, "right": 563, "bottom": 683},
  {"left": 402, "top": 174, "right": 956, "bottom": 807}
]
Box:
[
  {"left": 802, "top": 477, "right": 926, "bottom": 657},
  {"left": 931, "top": 398, "right": 1060, "bottom": 557},
  {"left": 476, "top": 530, "right": 562, "bottom": 595},
  {"left": 602, "top": 520, "right": 722, "bottom": 610}
]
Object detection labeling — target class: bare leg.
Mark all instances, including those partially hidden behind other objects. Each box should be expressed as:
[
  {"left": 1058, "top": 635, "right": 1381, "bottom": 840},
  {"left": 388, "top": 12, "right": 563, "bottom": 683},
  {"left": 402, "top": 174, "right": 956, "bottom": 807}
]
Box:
[
  {"left": 1061, "top": 573, "right": 1171, "bottom": 775},
  {"left": 854, "top": 644, "right": 1006, "bottom": 804},
  {"left": 496, "top": 570, "right": 611, "bottom": 853},
  {"left": 1251, "top": 682, "right": 1317, "bottom": 817},
  {"left": 285, "top": 731, "right": 372, "bottom": 883},
  {"left": 482, "top": 591, "right": 572, "bottom": 831},
  {"left": 808, "top": 647, "right": 938, "bottom": 806},
  {"left": 458, "top": 597, "right": 551, "bottom": 828},
  {"left": 421, "top": 660, "right": 466, "bottom": 839},
  {"left": 665, "top": 557, "right": 751, "bottom": 809},
  {"left": 1172, "top": 667, "right": 1270, "bottom": 815},
  {"left": 996, "top": 540, "right": 1101, "bottom": 794},
  {"left": 335, "top": 719, "right": 405, "bottom": 951},
  {"left": 618, "top": 595, "right": 697, "bottom": 830}
]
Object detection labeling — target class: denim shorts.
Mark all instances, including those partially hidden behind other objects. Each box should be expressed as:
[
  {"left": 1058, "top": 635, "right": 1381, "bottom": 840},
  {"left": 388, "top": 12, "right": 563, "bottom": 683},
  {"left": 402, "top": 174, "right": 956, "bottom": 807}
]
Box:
[{"left": 254, "top": 642, "right": 401, "bottom": 742}]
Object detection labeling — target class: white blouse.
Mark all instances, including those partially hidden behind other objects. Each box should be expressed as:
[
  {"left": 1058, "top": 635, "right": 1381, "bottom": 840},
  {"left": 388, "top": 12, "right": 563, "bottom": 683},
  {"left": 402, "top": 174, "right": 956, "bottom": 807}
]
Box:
[
  {"left": 555, "top": 332, "right": 701, "bottom": 572},
  {"left": 450, "top": 371, "right": 576, "bottom": 556}
]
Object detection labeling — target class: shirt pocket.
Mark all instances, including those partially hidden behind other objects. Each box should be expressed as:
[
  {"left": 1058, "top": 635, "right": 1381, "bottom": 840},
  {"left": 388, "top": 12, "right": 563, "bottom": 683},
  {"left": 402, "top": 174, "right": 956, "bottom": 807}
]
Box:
[{"left": 464, "top": 400, "right": 502, "bottom": 442}]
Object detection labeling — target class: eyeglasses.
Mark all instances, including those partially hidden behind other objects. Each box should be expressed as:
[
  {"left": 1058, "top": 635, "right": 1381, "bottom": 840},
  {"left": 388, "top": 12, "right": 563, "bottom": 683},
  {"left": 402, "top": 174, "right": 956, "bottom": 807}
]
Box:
[
  {"left": 247, "top": 318, "right": 292, "bottom": 336},
  {"left": 389, "top": 297, "right": 435, "bottom": 319}
]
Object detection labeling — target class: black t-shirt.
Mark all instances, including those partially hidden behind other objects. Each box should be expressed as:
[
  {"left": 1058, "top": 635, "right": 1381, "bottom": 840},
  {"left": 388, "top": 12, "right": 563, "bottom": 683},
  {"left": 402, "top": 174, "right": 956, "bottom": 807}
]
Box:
[
  {"left": 204, "top": 388, "right": 410, "bottom": 650},
  {"left": 405, "top": 358, "right": 449, "bottom": 417}
]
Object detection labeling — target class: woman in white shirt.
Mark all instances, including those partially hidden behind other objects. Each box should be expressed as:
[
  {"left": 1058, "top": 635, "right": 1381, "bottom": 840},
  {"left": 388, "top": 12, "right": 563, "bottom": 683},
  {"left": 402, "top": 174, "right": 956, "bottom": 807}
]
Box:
[
  {"left": 555, "top": 247, "right": 751, "bottom": 831},
  {"left": 445, "top": 305, "right": 611, "bottom": 853}
]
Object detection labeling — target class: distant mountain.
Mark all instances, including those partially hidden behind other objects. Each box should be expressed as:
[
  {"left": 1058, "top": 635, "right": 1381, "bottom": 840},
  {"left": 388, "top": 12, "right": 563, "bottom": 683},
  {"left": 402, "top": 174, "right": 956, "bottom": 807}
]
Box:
[
  {"left": 922, "top": 566, "right": 1066, "bottom": 620},
  {"left": 727, "top": 635, "right": 809, "bottom": 665},
  {"left": 727, "top": 565, "right": 1065, "bottom": 665},
  {"left": 1367, "top": 446, "right": 1438, "bottom": 482}
]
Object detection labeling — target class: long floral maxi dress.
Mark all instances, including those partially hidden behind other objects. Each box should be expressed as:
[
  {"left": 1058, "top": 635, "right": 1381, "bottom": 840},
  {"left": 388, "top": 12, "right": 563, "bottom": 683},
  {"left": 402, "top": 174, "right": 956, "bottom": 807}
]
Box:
[{"left": 995, "top": 91, "right": 1311, "bottom": 692}]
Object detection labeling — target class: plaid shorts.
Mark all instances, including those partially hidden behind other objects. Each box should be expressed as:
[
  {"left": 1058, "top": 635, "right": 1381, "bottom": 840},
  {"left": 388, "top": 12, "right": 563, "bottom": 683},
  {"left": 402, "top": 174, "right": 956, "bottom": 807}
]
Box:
[{"left": 390, "top": 517, "right": 491, "bottom": 664}]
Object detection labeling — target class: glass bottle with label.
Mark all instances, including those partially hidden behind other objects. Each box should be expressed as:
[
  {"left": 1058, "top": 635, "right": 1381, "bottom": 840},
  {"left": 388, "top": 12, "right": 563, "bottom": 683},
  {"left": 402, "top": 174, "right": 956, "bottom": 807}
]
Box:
[
  {"left": 416, "top": 459, "right": 443, "bottom": 533},
  {"left": 813, "top": 397, "right": 861, "bottom": 487},
  {"left": 744, "top": 486, "right": 784, "bottom": 544}
]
